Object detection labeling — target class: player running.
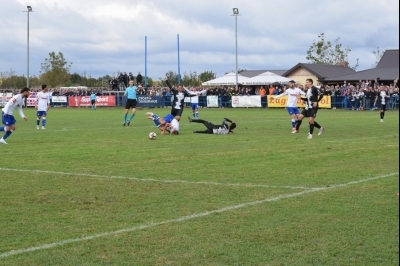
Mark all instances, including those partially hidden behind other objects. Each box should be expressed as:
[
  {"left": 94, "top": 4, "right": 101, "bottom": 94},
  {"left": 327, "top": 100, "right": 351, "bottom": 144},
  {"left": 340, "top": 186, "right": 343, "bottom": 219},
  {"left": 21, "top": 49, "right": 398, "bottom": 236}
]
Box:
[
  {"left": 1, "top": 87, "right": 30, "bottom": 144},
  {"left": 272, "top": 80, "right": 305, "bottom": 133}
]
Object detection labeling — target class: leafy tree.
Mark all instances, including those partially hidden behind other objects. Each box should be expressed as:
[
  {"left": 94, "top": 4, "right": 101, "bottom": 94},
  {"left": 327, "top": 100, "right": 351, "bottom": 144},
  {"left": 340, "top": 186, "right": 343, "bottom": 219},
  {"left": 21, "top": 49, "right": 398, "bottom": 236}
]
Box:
[
  {"left": 372, "top": 47, "right": 384, "bottom": 67},
  {"left": 306, "top": 33, "right": 359, "bottom": 70},
  {"left": 199, "top": 71, "right": 216, "bottom": 83},
  {"left": 146, "top": 77, "right": 153, "bottom": 87},
  {"left": 181, "top": 71, "right": 201, "bottom": 86},
  {"left": 0, "top": 69, "right": 27, "bottom": 89},
  {"left": 40, "top": 52, "right": 72, "bottom": 87},
  {"left": 164, "top": 70, "right": 179, "bottom": 86},
  {"left": 70, "top": 73, "right": 82, "bottom": 84}
]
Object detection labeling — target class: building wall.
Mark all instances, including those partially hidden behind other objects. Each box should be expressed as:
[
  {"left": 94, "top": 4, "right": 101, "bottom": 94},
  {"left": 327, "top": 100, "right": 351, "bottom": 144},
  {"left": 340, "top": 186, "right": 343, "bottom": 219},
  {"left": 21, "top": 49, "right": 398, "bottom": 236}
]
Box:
[{"left": 286, "top": 68, "right": 318, "bottom": 86}]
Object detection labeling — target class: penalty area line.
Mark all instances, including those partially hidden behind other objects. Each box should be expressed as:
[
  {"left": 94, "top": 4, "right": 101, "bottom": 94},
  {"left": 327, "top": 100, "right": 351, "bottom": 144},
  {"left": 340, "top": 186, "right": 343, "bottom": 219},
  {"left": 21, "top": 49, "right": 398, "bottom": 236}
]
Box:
[{"left": 0, "top": 172, "right": 397, "bottom": 259}]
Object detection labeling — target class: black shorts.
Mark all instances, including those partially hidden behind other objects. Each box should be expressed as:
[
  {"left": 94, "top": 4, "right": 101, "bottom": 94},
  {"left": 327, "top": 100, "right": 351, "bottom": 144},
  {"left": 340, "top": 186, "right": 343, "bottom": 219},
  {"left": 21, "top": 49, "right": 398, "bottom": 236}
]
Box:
[
  {"left": 301, "top": 109, "right": 308, "bottom": 117},
  {"left": 380, "top": 104, "right": 386, "bottom": 112},
  {"left": 306, "top": 108, "right": 318, "bottom": 118},
  {"left": 125, "top": 99, "right": 137, "bottom": 109},
  {"left": 171, "top": 108, "right": 183, "bottom": 117},
  {"left": 91, "top": 100, "right": 96, "bottom": 105}
]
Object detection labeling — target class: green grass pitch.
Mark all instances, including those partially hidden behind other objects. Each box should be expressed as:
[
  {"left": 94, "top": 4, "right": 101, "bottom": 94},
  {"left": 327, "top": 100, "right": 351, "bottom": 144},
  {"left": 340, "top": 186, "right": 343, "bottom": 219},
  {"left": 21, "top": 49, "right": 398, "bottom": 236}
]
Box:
[{"left": 0, "top": 107, "right": 398, "bottom": 265}]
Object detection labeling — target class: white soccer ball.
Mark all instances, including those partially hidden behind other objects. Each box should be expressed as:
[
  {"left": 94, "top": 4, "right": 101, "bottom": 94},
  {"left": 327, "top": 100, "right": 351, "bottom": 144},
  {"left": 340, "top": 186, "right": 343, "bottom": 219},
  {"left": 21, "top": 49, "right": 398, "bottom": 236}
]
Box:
[{"left": 149, "top": 132, "right": 157, "bottom": 140}]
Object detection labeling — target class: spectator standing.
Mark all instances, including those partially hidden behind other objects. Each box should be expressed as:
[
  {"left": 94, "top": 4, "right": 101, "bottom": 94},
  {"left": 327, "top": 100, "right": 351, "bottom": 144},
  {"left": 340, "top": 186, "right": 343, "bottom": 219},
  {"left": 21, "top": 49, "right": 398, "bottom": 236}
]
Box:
[
  {"left": 136, "top": 72, "right": 143, "bottom": 86},
  {"left": 128, "top": 72, "right": 134, "bottom": 81},
  {"left": 123, "top": 72, "right": 128, "bottom": 88},
  {"left": 259, "top": 86, "right": 266, "bottom": 97},
  {"left": 268, "top": 85, "right": 275, "bottom": 95}
]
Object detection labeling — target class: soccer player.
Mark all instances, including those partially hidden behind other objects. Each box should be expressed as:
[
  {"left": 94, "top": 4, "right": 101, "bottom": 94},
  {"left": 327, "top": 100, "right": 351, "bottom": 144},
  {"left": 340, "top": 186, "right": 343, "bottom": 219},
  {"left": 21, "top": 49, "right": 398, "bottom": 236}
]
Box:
[
  {"left": 273, "top": 80, "right": 306, "bottom": 133},
  {"left": 185, "top": 87, "right": 207, "bottom": 119},
  {"left": 303, "top": 78, "right": 324, "bottom": 139},
  {"left": 188, "top": 116, "right": 236, "bottom": 134},
  {"left": 164, "top": 118, "right": 180, "bottom": 135},
  {"left": 90, "top": 91, "right": 97, "bottom": 110},
  {"left": 374, "top": 85, "right": 390, "bottom": 122},
  {"left": 35, "top": 84, "right": 50, "bottom": 129},
  {"left": 164, "top": 76, "right": 192, "bottom": 121},
  {"left": 123, "top": 80, "right": 137, "bottom": 126},
  {"left": 0, "top": 87, "right": 30, "bottom": 144},
  {"left": 146, "top": 112, "right": 175, "bottom": 135},
  {"left": 294, "top": 107, "right": 324, "bottom": 136}
]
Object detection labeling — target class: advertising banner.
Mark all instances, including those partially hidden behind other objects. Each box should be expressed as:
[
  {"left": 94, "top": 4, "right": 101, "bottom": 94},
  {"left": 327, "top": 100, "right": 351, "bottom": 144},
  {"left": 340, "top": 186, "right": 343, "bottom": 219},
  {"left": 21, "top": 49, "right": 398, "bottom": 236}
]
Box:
[
  {"left": 25, "top": 92, "right": 38, "bottom": 106},
  {"left": 207, "top": 96, "right": 219, "bottom": 107},
  {"left": 68, "top": 96, "right": 116, "bottom": 107},
  {"left": 51, "top": 96, "right": 68, "bottom": 103},
  {"left": 267, "top": 95, "right": 331, "bottom": 108},
  {"left": 231, "top": 95, "right": 262, "bottom": 108},
  {"left": 136, "top": 95, "right": 165, "bottom": 107}
]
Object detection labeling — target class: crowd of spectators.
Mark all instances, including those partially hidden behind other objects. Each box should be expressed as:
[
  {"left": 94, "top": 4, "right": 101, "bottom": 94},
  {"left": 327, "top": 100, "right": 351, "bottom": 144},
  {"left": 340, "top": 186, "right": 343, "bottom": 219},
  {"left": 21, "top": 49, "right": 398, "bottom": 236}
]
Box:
[
  {"left": 1, "top": 78, "right": 398, "bottom": 110},
  {"left": 106, "top": 71, "right": 143, "bottom": 90}
]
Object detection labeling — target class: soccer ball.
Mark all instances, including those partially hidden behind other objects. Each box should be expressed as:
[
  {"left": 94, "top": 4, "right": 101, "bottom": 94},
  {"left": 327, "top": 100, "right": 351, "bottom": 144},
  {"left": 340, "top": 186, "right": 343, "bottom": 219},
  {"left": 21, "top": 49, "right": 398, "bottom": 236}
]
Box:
[{"left": 149, "top": 132, "right": 157, "bottom": 140}]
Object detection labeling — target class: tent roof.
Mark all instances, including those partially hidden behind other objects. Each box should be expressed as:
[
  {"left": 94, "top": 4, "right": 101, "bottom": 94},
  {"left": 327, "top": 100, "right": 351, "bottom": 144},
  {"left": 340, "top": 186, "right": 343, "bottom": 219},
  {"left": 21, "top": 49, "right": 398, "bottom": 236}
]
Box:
[
  {"left": 242, "top": 71, "right": 293, "bottom": 85},
  {"left": 202, "top": 72, "right": 250, "bottom": 86}
]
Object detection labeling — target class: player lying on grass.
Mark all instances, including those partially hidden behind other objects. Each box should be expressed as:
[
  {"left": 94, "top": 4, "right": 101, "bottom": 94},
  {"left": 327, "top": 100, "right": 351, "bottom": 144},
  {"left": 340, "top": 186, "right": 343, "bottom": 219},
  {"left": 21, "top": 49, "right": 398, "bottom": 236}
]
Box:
[
  {"left": 146, "top": 112, "right": 179, "bottom": 135},
  {"left": 188, "top": 116, "right": 236, "bottom": 134}
]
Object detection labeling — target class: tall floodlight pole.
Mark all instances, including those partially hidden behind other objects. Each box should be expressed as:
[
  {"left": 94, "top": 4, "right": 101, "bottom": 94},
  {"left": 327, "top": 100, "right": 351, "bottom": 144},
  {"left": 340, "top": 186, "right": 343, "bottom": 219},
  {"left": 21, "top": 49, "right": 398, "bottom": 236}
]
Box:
[
  {"left": 24, "top": 6, "right": 33, "bottom": 88},
  {"left": 177, "top": 34, "right": 181, "bottom": 84},
  {"left": 145, "top": 36, "right": 148, "bottom": 87},
  {"left": 232, "top": 8, "right": 239, "bottom": 90}
]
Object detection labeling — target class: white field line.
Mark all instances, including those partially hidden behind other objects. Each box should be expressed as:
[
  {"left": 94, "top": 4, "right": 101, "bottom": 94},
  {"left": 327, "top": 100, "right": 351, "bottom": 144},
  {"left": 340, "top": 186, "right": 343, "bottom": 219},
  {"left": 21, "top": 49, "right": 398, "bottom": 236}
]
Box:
[
  {"left": 0, "top": 172, "right": 397, "bottom": 259},
  {"left": 325, "top": 135, "right": 397, "bottom": 143},
  {"left": 0, "top": 167, "right": 316, "bottom": 190}
]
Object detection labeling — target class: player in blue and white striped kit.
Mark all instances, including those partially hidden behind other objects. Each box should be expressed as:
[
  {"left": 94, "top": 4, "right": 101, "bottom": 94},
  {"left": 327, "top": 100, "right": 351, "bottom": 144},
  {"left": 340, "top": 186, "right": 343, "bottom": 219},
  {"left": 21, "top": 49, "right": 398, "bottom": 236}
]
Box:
[{"left": 1, "top": 87, "right": 30, "bottom": 144}]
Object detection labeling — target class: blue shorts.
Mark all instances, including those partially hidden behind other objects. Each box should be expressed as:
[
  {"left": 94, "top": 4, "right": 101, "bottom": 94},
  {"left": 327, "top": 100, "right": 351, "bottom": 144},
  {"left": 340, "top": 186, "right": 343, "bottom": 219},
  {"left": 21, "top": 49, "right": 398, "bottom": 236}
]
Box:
[
  {"left": 163, "top": 114, "right": 174, "bottom": 123},
  {"left": 286, "top": 107, "right": 300, "bottom": 115},
  {"left": 37, "top": 111, "right": 47, "bottom": 117},
  {"left": 2, "top": 112, "right": 16, "bottom": 126},
  {"left": 191, "top": 103, "right": 199, "bottom": 110}
]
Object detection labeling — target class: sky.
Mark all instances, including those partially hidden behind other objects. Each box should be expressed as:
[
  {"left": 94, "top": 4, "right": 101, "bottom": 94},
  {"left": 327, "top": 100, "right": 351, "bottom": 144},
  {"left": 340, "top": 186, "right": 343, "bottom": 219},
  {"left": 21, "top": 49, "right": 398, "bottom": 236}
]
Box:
[{"left": 0, "top": 0, "right": 399, "bottom": 81}]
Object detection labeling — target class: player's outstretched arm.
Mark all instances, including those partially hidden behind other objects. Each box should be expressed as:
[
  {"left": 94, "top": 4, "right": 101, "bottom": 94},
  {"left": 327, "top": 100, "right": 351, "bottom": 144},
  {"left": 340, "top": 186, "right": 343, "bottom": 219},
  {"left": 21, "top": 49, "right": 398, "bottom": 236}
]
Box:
[{"left": 164, "top": 76, "right": 173, "bottom": 90}]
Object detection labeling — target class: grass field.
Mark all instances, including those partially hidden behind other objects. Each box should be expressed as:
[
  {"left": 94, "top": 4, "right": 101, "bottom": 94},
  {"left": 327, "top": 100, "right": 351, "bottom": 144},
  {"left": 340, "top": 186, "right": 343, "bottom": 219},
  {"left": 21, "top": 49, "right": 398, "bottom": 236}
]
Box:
[{"left": 0, "top": 106, "right": 398, "bottom": 266}]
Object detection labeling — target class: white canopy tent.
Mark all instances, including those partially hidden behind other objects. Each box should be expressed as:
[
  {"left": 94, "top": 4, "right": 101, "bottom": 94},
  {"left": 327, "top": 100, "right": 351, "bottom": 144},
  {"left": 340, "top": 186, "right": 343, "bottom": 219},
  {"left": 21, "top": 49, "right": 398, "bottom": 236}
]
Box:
[
  {"left": 202, "top": 72, "right": 250, "bottom": 86},
  {"left": 242, "top": 71, "right": 293, "bottom": 85}
]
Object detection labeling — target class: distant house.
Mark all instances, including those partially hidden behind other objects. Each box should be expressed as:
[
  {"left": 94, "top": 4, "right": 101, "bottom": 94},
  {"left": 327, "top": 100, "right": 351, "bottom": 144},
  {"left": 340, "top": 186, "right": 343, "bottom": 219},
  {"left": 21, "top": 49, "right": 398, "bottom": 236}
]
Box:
[
  {"left": 324, "top": 49, "right": 399, "bottom": 84},
  {"left": 282, "top": 63, "right": 356, "bottom": 86}
]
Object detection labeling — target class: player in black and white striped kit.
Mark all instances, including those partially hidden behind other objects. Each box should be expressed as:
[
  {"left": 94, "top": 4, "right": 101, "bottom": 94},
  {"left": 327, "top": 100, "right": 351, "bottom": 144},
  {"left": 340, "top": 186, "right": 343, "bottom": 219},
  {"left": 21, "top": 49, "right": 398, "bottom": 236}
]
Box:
[
  {"left": 188, "top": 116, "right": 236, "bottom": 134},
  {"left": 164, "top": 76, "right": 192, "bottom": 121},
  {"left": 304, "top": 79, "right": 324, "bottom": 139},
  {"left": 374, "top": 85, "right": 390, "bottom": 122}
]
